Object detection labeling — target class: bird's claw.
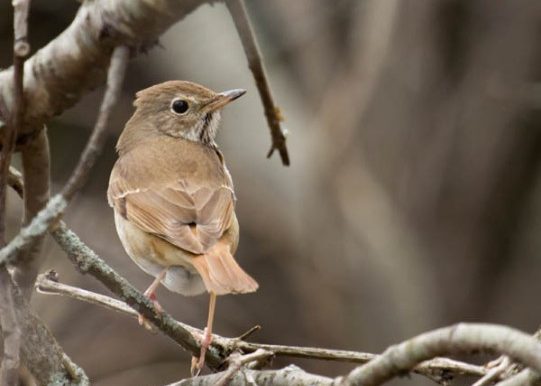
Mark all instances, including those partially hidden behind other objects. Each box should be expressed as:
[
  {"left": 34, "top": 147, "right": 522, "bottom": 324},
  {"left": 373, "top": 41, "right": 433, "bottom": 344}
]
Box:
[{"left": 190, "top": 327, "right": 213, "bottom": 376}]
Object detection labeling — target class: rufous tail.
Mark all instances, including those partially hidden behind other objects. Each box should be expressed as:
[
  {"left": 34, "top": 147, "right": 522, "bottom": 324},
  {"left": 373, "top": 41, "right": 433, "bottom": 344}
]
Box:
[{"left": 191, "top": 241, "right": 258, "bottom": 295}]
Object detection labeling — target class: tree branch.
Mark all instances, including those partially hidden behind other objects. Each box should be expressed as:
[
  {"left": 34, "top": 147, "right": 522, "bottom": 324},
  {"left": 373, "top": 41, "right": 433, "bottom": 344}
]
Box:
[
  {"left": 495, "top": 369, "right": 540, "bottom": 386},
  {"left": 0, "top": 1, "right": 31, "bottom": 383},
  {"left": 339, "top": 324, "right": 541, "bottom": 386},
  {"left": 0, "top": 45, "right": 129, "bottom": 267},
  {"left": 226, "top": 0, "right": 290, "bottom": 166},
  {"left": 168, "top": 365, "right": 334, "bottom": 386},
  {"left": 0, "top": 270, "right": 21, "bottom": 385},
  {"left": 0, "top": 0, "right": 216, "bottom": 137},
  {"left": 5, "top": 175, "right": 88, "bottom": 385}
]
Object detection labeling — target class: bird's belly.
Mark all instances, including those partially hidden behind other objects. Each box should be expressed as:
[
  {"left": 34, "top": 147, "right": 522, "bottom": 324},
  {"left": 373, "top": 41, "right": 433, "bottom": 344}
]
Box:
[{"left": 114, "top": 212, "right": 206, "bottom": 296}]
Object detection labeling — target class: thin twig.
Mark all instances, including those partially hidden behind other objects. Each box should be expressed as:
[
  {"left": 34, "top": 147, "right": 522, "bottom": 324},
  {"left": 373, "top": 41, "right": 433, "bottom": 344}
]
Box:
[
  {"left": 34, "top": 268, "right": 487, "bottom": 382},
  {"left": 226, "top": 0, "right": 290, "bottom": 166},
  {"left": 0, "top": 45, "right": 129, "bottom": 267},
  {"left": 36, "top": 270, "right": 139, "bottom": 319},
  {"left": 235, "top": 324, "right": 261, "bottom": 341}
]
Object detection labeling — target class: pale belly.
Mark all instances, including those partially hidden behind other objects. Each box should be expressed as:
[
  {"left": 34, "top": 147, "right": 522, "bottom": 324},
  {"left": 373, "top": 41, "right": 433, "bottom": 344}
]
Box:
[{"left": 114, "top": 211, "right": 206, "bottom": 296}]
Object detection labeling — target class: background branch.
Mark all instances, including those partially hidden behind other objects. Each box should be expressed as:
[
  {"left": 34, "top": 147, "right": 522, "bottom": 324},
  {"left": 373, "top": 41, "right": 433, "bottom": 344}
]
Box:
[
  {"left": 0, "top": 45, "right": 129, "bottom": 267},
  {"left": 341, "top": 324, "right": 541, "bottom": 386},
  {"left": 12, "top": 127, "right": 50, "bottom": 300},
  {"left": 226, "top": 0, "right": 290, "bottom": 165},
  {"left": 0, "top": 0, "right": 31, "bottom": 383}
]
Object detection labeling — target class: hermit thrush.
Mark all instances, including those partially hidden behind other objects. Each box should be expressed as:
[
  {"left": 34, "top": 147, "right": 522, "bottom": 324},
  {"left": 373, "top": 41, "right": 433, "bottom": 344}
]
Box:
[{"left": 107, "top": 80, "right": 258, "bottom": 374}]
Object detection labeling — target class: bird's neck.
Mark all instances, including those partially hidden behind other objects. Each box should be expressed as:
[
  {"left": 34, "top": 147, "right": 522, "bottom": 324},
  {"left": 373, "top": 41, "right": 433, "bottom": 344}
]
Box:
[{"left": 116, "top": 115, "right": 162, "bottom": 156}]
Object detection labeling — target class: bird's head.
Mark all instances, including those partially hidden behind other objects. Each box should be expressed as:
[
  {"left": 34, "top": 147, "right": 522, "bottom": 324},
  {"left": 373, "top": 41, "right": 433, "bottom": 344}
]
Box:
[{"left": 118, "top": 81, "right": 246, "bottom": 153}]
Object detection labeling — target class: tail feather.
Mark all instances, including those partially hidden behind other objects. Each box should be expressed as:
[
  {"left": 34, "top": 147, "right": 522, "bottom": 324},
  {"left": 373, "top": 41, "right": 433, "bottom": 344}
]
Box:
[{"left": 191, "top": 242, "right": 258, "bottom": 295}]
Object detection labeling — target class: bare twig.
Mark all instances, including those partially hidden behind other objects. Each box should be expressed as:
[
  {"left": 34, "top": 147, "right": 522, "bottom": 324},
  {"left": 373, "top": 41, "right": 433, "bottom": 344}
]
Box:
[
  {"left": 226, "top": 0, "right": 290, "bottom": 166},
  {"left": 339, "top": 324, "right": 541, "bottom": 386},
  {"left": 60, "top": 45, "right": 128, "bottom": 200},
  {"left": 34, "top": 268, "right": 487, "bottom": 382},
  {"left": 36, "top": 270, "right": 139, "bottom": 318},
  {"left": 61, "top": 353, "right": 89, "bottom": 386},
  {"left": 0, "top": 45, "right": 129, "bottom": 267},
  {"left": 235, "top": 325, "right": 261, "bottom": 341}
]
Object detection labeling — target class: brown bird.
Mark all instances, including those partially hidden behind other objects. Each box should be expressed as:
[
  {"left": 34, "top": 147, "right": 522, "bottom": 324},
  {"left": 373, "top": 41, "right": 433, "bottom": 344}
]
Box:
[{"left": 107, "top": 80, "right": 258, "bottom": 374}]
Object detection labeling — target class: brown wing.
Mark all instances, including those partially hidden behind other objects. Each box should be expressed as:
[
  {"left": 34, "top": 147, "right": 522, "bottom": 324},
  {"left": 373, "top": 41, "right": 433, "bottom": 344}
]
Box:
[{"left": 109, "top": 179, "right": 235, "bottom": 255}]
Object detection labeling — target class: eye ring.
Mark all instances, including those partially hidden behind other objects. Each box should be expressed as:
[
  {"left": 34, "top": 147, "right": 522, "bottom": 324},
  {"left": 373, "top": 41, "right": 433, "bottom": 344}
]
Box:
[{"left": 171, "top": 98, "right": 189, "bottom": 115}]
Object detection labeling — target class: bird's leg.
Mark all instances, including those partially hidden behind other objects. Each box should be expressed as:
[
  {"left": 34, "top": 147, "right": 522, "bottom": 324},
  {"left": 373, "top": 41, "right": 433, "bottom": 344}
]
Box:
[
  {"left": 191, "top": 291, "right": 217, "bottom": 376},
  {"left": 138, "top": 269, "right": 167, "bottom": 327}
]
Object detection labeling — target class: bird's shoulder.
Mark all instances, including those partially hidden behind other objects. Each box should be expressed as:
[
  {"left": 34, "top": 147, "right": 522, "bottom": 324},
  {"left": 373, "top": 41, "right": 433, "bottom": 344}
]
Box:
[{"left": 109, "top": 136, "right": 231, "bottom": 198}]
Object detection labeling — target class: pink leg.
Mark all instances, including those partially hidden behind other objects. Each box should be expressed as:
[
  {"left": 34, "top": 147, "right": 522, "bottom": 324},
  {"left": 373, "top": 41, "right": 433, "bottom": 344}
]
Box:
[
  {"left": 138, "top": 269, "right": 167, "bottom": 327},
  {"left": 191, "top": 292, "right": 216, "bottom": 376}
]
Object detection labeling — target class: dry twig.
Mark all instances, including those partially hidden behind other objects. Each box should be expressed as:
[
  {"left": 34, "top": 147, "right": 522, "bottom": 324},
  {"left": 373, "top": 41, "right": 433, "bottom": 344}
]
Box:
[{"left": 226, "top": 0, "right": 290, "bottom": 166}]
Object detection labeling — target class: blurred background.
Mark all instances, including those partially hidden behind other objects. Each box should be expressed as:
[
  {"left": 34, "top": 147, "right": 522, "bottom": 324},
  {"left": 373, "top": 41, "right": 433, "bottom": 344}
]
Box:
[{"left": 1, "top": 0, "right": 541, "bottom": 385}]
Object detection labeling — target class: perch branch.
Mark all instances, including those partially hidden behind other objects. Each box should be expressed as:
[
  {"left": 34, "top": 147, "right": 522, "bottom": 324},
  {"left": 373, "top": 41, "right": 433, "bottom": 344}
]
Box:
[
  {"left": 0, "top": 45, "right": 129, "bottom": 267},
  {"left": 49, "top": 223, "right": 211, "bottom": 364},
  {"left": 226, "top": 0, "right": 290, "bottom": 166},
  {"left": 338, "top": 324, "right": 541, "bottom": 386},
  {"left": 34, "top": 266, "right": 487, "bottom": 382}
]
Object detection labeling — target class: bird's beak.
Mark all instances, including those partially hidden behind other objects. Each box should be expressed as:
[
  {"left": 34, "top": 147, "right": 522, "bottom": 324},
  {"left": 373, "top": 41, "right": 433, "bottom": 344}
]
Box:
[{"left": 204, "top": 89, "right": 246, "bottom": 112}]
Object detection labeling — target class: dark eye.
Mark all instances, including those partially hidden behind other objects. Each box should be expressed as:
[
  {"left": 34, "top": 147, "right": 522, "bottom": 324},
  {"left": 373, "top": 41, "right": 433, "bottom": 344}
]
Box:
[{"left": 171, "top": 99, "right": 189, "bottom": 114}]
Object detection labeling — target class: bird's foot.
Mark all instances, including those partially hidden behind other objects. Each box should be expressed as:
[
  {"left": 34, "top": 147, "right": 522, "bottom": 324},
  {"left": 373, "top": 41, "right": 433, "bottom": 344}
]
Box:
[
  {"left": 137, "top": 291, "right": 163, "bottom": 329},
  {"left": 190, "top": 327, "right": 213, "bottom": 376}
]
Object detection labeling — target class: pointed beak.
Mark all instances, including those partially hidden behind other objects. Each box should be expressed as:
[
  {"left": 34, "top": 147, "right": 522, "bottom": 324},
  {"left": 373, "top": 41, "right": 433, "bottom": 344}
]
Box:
[{"left": 204, "top": 89, "right": 246, "bottom": 111}]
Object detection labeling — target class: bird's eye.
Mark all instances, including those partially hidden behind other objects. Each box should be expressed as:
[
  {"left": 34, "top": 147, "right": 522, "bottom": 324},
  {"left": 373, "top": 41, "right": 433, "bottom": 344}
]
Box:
[{"left": 171, "top": 99, "right": 189, "bottom": 114}]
